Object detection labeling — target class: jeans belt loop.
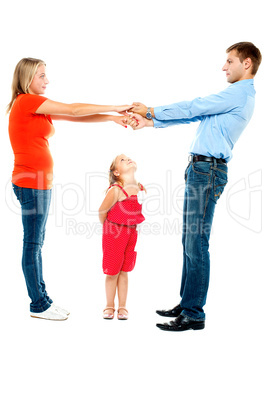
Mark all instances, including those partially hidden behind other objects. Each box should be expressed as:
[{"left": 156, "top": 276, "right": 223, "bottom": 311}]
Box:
[
  {"left": 213, "top": 157, "right": 217, "bottom": 168},
  {"left": 188, "top": 154, "right": 193, "bottom": 163}
]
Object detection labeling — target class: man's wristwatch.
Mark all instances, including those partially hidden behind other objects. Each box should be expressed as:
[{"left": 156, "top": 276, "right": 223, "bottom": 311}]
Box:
[{"left": 146, "top": 107, "right": 153, "bottom": 119}]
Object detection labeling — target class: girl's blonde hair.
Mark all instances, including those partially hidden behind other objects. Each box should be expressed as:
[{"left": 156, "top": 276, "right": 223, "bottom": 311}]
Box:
[
  {"left": 106, "top": 156, "right": 123, "bottom": 193},
  {"left": 6, "top": 57, "right": 46, "bottom": 113}
]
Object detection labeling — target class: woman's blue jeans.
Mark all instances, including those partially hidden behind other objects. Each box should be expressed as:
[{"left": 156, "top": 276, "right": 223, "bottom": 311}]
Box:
[
  {"left": 13, "top": 184, "right": 53, "bottom": 313},
  {"left": 180, "top": 160, "right": 228, "bottom": 321}
]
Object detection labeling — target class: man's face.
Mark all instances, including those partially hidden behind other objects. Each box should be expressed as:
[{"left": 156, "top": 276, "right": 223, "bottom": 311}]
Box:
[{"left": 222, "top": 50, "right": 247, "bottom": 83}]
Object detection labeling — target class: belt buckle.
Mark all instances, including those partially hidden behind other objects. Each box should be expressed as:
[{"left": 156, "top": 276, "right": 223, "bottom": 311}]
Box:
[{"left": 188, "top": 154, "right": 193, "bottom": 163}]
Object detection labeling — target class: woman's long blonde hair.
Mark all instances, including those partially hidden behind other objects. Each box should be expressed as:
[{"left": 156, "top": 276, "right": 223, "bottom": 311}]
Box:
[{"left": 6, "top": 57, "right": 46, "bottom": 113}]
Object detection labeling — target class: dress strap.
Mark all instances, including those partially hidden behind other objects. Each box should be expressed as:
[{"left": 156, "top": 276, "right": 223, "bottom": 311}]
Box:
[
  {"left": 109, "top": 184, "right": 129, "bottom": 197},
  {"left": 139, "top": 183, "right": 144, "bottom": 191}
]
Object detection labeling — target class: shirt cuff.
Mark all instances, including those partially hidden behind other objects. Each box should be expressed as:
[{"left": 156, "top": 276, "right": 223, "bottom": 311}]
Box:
[
  {"left": 154, "top": 106, "right": 164, "bottom": 120},
  {"left": 152, "top": 117, "right": 163, "bottom": 128}
]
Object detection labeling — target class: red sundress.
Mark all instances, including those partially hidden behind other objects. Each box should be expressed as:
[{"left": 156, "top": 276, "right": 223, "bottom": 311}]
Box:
[{"left": 102, "top": 184, "right": 145, "bottom": 275}]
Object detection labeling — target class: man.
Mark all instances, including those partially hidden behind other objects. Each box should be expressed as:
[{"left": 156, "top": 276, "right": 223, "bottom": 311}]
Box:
[{"left": 129, "top": 42, "right": 262, "bottom": 331}]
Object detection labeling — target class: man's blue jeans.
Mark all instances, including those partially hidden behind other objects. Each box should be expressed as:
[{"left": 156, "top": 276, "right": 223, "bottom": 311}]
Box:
[
  {"left": 180, "top": 160, "right": 228, "bottom": 321},
  {"left": 13, "top": 184, "right": 53, "bottom": 313}
]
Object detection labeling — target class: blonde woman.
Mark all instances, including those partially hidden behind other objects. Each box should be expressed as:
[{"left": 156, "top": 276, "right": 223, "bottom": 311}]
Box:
[{"left": 8, "top": 57, "right": 135, "bottom": 321}]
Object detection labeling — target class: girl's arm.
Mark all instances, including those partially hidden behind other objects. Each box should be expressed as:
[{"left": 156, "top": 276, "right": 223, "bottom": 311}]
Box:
[
  {"left": 51, "top": 114, "right": 137, "bottom": 128},
  {"left": 98, "top": 187, "right": 120, "bottom": 224},
  {"left": 36, "top": 99, "right": 133, "bottom": 117}
]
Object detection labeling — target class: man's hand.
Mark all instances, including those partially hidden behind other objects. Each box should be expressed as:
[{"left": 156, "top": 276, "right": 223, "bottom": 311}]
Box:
[
  {"left": 129, "top": 102, "right": 148, "bottom": 117},
  {"left": 129, "top": 113, "right": 154, "bottom": 130}
]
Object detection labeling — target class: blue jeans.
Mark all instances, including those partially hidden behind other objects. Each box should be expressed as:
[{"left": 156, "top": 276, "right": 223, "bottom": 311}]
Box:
[
  {"left": 180, "top": 160, "right": 228, "bottom": 321},
  {"left": 13, "top": 184, "right": 53, "bottom": 313}
]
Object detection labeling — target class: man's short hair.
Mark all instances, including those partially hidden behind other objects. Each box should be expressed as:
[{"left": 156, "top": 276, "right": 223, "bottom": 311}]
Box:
[{"left": 226, "top": 42, "right": 262, "bottom": 75}]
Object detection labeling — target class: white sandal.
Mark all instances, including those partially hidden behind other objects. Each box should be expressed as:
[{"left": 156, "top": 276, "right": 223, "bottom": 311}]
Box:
[
  {"left": 103, "top": 307, "right": 115, "bottom": 319},
  {"left": 117, "top": 307, "right": 128, "bottom": 320}
]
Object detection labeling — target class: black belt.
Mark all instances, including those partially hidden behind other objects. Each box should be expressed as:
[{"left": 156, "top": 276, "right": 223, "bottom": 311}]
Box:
[{"left": 189, "top": 154, "right": 227, "bottom": 165}]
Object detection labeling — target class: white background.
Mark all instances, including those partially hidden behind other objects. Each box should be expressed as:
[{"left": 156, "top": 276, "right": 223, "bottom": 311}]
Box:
[{"left": 0, "top": 0, "right": 266, "bottom": 401}]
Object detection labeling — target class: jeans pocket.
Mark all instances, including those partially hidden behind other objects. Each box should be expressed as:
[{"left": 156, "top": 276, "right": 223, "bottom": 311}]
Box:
[
  {"left": 192, "top": 162, "right": 211, "bottom": 176},
  {"left": 184, "top": 163, "right": 190, "bottom": 182},
  {"left": 213, "top": 173, "right": 228, "bottom": 202},
  {"left": 12, "top": 184, "right": 22, "bottom": 202}
]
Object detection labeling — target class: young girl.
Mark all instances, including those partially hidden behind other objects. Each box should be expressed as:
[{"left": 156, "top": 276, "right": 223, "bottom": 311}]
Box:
[{"left": 99, "top": 154, "right": 145, "bottom": 320}]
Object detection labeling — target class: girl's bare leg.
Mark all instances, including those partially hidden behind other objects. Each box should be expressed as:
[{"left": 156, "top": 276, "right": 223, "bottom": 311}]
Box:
[
  {"left": 104, "top": 274, "right": 119, "bottom": 316},
  {"left": 117, "top": 271, "right": 128, "bottom": 317}
]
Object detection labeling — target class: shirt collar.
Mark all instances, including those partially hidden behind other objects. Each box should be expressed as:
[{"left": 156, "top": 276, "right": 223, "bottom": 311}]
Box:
[{"left": 232, "top": 78, "right": 254, "bottom": 87}]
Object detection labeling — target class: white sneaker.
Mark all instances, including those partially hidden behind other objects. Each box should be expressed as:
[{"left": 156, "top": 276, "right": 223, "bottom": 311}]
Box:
[
  {"left": 52, "top": 303, "right": 70, "bottom": 316},
  {"left": 30, "top": 305, "right": 68, "bottom": 321}
]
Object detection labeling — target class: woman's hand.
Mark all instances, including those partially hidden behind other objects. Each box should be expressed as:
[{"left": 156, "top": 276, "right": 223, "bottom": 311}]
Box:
[
  {"left": 114, "top": 104, "right": 134, "bottom": 114},
  {"left": 113, "top": 115, "right": 139, "bottom": 128},
  {"left": 115, "top": 113, "right": 154, "bottom": 130},
  {"left": 129, "top": 113, "right": 154, "bottom": 130}
]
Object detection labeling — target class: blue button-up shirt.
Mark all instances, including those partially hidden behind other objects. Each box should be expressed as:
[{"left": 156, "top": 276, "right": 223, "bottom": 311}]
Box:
[{"left": 153, "top": 79, "right": 255, "bottom": 162}]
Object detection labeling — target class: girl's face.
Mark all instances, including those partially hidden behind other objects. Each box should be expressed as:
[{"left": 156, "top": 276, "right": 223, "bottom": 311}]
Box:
[
  {"left": 29, "top": 64, "right": 49, "bottom": 95},
  {"left": 114, "top": 154, "right": 137, "bottom": 177}
]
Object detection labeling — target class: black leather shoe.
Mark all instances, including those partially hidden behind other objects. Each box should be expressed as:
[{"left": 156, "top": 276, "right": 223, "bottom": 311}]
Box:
[
  {"left": 156, "top": 315, "right": 205, "bottom": 332},
  {"left": 156, "top": 303, "right": 183, "bottom": 318}
]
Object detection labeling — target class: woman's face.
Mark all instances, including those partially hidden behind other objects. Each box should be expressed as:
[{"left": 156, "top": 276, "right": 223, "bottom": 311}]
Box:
[{"left": 28, "top": 64, "right": 49, "bottom": 95}]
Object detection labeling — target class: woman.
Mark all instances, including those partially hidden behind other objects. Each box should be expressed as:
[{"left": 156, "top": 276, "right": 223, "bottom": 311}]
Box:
[{"left": 8, "top": 57, "right": 135, "bottom": 321}]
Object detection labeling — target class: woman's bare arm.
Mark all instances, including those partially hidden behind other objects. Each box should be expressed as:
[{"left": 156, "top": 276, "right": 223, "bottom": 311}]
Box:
[
  {"left": 36, "top": 99, "right": 133, "bottom": 116},
  {"left": 50, "top": 114, "right": 137, "bottom": 128}
]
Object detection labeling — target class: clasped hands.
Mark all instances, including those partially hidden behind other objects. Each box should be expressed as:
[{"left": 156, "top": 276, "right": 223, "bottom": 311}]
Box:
[{"left": 115, "top": 103, "right": 153, "bottom": 130}]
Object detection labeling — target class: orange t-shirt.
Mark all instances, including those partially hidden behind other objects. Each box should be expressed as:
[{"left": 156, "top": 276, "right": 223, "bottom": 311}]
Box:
[{"left": 9, "top": 94, "right": 55, "bottom": 190}]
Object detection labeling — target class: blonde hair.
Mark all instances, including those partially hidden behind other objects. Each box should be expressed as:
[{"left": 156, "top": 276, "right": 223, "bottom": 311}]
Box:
[
  {"left": 6, "top": 57, "right": 46, "bottom": 113},
  {"left": 106, "top": 156, "right": 123, "bottom": 193}
]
